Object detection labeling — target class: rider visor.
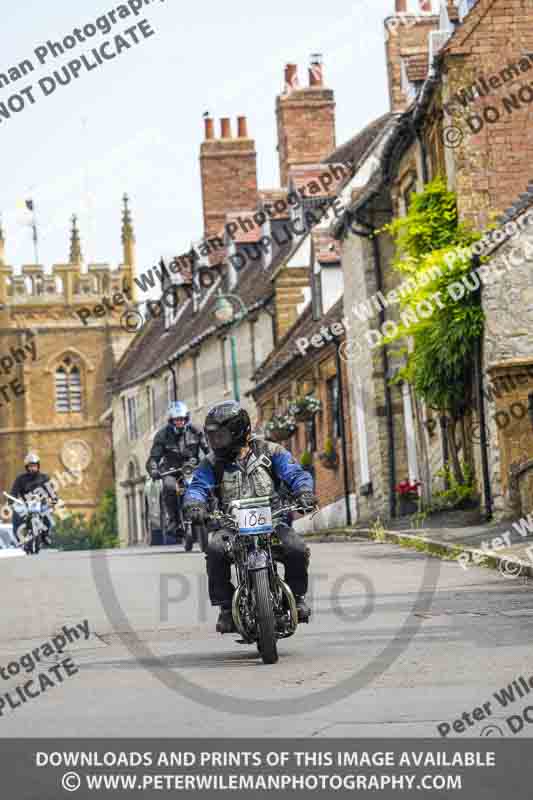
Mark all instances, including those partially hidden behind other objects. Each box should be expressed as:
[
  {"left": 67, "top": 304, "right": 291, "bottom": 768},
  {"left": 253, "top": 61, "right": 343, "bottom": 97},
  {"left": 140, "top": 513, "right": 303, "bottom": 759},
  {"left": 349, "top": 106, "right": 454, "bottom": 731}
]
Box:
[{"left": 205, "top": 425, "right": 232, "bottom": 450}]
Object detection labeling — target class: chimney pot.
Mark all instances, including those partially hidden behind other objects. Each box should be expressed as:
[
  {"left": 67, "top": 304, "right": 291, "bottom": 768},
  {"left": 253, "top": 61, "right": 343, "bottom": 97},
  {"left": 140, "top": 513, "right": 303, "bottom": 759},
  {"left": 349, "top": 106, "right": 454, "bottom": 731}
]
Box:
[
  {"left": 309, "top": 56, "right": 323, "bottom": 87},
  {"left": 220, "top": 117, "right": 232, "bottom": 138},
  {"left": 237, "top": 116, "right": 248, "bottom": 138},
  {"left": 204, "top": 117, "right": 215, "bottom": 140},
  {"left": 284, "top": 63, "right": 299, "bottom": 91}
]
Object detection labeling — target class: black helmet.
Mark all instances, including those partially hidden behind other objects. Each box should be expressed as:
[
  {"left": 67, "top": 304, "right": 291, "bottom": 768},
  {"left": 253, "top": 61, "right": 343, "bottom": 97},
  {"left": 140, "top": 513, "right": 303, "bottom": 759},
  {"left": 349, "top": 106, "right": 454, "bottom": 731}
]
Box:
[{"left": 205, "top": 401, "right": 251, "bottom": 460}]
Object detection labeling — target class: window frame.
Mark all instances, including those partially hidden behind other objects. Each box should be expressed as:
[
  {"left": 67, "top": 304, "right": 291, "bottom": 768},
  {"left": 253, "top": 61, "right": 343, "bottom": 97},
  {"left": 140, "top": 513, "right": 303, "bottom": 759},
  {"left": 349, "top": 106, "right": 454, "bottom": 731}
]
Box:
[{"left": 55, "top": 356, "right": 82, "bottom": 414}]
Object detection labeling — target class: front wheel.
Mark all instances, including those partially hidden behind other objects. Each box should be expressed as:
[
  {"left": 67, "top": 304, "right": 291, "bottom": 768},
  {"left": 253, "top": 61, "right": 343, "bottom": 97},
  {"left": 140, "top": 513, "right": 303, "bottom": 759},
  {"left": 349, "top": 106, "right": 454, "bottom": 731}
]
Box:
[{"left": 252, "top": 569, "right": 278, "bottom": 665}]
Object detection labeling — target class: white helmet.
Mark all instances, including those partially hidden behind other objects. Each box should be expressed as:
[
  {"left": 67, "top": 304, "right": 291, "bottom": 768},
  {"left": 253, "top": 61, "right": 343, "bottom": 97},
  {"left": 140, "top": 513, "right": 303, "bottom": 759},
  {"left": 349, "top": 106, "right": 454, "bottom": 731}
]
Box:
[{"left": 24, "top": 452, "right": 40, "bottom": 469}]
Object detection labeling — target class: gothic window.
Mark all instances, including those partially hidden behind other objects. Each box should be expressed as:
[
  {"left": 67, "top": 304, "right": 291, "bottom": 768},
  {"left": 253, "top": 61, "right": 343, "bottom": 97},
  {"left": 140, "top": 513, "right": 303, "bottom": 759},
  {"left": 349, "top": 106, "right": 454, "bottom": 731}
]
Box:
[{"left": 55, "top": 356, "right": 82, "bottom": 413}]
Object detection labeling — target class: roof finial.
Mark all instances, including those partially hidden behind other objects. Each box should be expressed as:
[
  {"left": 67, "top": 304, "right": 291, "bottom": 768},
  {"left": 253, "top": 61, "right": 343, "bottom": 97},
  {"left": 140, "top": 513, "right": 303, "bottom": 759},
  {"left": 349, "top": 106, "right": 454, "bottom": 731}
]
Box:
[
  {"left": 121, "top": 193, "right": 135, "bottom": 266},
  {"left": 121, "top": 193, "right": 135, "bottom": 243},
  {"left": 69, "top": 214, "right": 82, "bottom": 265}
]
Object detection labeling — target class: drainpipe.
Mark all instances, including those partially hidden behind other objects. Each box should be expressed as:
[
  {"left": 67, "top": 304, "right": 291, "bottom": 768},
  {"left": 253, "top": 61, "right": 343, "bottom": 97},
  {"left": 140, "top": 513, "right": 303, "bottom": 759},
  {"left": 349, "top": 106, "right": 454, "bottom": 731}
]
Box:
[
  {"left": 348, "top": 209, "right": 397, "bottom": 519},
  {"left": 472, "top": 257, "right": 493, "bottom": 520},
  {"left": 335, "top": 343, "right": 352, "bottom": 526},
  {"left": 167, "top": 360, "right": 178, "bottom": 401}
]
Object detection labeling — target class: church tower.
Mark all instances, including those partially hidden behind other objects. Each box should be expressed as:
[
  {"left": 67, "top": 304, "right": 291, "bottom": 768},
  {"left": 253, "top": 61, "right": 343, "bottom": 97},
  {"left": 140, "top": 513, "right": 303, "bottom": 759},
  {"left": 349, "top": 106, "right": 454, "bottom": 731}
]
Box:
[{"left": 0, "top": 199, "right": 138, "bottom": 519}]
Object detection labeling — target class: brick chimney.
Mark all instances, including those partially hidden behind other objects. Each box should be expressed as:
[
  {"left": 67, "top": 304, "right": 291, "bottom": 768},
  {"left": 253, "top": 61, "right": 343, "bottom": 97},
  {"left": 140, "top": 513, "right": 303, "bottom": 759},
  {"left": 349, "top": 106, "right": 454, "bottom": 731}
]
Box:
[
  {"left": 385, "top": 0, "right": 439, "bottom": 112},
  {"left": 200, "top": 115, "right": 258, "bottom": 240},
  {"left": 276, "top": 56, "right": 336, "bottom": 187}
]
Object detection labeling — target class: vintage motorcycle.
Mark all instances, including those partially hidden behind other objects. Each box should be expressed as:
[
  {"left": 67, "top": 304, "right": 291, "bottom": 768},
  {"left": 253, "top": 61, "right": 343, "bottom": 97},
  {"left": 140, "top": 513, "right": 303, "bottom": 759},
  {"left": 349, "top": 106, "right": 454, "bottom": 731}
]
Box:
[
  {"left": 161, "top": 460, "right": 209, "bottom": 552},
  {"left": 3, "top": 491, "right": 54, "bottom": 556},
  {"left": 211, "top": 496, "right": 316, "bottom": 665}
]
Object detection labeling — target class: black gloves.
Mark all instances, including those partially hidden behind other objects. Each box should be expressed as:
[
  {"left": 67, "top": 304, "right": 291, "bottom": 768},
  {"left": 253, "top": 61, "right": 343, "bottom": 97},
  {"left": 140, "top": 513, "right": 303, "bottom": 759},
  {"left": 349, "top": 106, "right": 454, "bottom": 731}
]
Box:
[
  {"left": 297, "top": 491, "right": 318, "bottom": 510},
  {"left": 184, "top": 503, "right": 207, "bottom": 523}
]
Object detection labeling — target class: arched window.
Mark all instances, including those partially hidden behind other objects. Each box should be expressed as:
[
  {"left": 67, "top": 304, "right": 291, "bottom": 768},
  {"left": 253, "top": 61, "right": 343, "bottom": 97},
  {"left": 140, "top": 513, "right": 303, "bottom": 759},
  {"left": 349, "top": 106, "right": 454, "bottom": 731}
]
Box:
[{"left": 55, "top": 356, "right": 82, "bottom": 413}]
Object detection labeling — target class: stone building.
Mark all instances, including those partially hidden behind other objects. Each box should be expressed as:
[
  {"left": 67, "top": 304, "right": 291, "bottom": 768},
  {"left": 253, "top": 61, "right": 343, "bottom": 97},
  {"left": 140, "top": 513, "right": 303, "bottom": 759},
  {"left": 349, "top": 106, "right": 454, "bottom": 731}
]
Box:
[
  {"left": 0, "top": 199, "right": 137, "bottom": 518},
  {"left": 110, "top": 57, "right": 340, "bottom": 545},
  {"left": 333, "top": 0, "right": 533, "bottom": 522}
]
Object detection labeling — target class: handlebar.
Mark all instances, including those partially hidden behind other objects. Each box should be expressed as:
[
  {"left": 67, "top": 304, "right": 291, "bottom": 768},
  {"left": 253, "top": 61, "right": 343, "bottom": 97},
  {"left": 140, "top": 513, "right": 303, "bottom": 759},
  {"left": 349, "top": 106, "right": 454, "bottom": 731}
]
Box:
[{"left": 210, "top": 502, "right": 318, "bottom": 531}]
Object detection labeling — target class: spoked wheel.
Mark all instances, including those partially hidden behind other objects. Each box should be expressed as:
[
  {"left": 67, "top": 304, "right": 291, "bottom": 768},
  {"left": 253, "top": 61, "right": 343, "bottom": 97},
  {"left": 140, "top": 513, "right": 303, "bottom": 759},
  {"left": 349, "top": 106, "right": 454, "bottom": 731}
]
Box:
[{"left": 252, "top": 569, "right": 278, "bottom": 665}]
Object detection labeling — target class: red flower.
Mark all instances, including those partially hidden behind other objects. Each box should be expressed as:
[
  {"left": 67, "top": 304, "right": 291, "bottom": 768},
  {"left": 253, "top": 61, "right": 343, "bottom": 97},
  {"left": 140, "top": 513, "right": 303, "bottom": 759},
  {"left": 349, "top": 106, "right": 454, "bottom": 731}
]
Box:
[{"left": 394, "top": 479, "right": 422, "bottom": 496}]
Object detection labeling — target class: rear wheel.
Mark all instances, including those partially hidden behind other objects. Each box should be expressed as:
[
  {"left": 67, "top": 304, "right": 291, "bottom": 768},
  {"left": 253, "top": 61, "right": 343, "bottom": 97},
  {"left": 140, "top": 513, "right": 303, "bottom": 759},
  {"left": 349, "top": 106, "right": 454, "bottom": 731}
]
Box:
[{"left": 252, "top": 569, "right": 278, "bottom": 665}]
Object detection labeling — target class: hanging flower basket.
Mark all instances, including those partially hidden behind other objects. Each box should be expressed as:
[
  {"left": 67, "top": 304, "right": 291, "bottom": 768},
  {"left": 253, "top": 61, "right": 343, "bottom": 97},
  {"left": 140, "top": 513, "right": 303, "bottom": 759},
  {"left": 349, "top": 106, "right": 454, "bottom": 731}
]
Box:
[
  {"left": 288, "top": 395, "right": 322, "bottom": 422},
  {"left": 318, "top": 437, "right": 338, "bottom": 470},
  {"left": 264, "top": 414, "right": 297, "bottom": 442}
]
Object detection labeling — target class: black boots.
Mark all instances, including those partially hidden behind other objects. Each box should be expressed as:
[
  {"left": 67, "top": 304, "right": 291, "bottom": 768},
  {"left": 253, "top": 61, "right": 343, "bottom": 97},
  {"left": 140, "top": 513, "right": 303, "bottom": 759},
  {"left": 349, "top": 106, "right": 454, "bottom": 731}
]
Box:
[
  {"left": 216, "top": 608, "right": 236, "bottom": 634},
  {"left": 295, "top": 596, "right": 311, "bottom": 623}
]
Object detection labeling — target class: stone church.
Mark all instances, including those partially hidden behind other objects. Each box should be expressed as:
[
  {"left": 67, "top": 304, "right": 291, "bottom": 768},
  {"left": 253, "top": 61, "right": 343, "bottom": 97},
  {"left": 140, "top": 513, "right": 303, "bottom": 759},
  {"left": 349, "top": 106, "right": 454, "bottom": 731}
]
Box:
[{"left": 0, "top": 197, "right": 137, "bottom": 518}]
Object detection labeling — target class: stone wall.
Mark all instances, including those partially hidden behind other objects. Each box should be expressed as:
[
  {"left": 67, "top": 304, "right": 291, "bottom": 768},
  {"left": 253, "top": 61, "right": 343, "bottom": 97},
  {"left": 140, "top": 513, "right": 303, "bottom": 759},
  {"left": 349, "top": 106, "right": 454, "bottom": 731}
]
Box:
[{"left": 481, "top": 210, "right": 533, "bottom": 517}]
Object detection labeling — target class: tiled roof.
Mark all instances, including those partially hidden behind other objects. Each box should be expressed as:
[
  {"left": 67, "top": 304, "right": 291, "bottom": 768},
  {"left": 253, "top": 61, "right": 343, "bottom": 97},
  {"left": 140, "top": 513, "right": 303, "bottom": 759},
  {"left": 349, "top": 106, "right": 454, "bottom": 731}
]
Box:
[
  {"left": 114, "top": 237, "right": 295, "bottom": 390},
  {"left": 497, "top": 180, "right": 533, "bottom": 226},
  {"left": 251, "top": 296, "right": 344, "bottom": 394},
  {"left": 289, "top": 165, "right": 347, "bottom": 197},
  {"left": 324, "top": 112, "right": 392, "bottom": 169}
]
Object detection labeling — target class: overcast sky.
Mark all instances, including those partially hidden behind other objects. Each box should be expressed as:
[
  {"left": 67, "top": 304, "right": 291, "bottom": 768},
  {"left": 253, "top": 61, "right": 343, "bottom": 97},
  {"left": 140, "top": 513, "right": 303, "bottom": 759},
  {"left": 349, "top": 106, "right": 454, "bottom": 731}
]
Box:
[{"left": 0, "top": 0, "right": 394, "bottom": 277}]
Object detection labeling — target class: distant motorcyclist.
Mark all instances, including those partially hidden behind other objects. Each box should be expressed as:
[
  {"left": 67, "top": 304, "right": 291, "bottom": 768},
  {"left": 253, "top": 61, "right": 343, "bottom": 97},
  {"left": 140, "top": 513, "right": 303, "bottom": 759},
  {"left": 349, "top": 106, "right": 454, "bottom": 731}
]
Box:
[
  {"left": 9, "top": 453, "right": 58, "bottom": 544},
  {"left": 183, "top": 401, "right": 317, "bottom": 634},
  {"left": 146, "top": 401, "right": 209, "bottom": 542}
]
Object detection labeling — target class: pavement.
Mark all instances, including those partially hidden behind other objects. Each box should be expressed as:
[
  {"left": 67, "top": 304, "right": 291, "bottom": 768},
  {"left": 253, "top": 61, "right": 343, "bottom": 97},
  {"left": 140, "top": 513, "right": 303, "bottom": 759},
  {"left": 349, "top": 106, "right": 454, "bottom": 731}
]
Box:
[
  {"left": 308, "top": 509, "right": 533, "bottom": 581},
  {"left": 1, "top": 536, "right": 533, "bottom": 738}
]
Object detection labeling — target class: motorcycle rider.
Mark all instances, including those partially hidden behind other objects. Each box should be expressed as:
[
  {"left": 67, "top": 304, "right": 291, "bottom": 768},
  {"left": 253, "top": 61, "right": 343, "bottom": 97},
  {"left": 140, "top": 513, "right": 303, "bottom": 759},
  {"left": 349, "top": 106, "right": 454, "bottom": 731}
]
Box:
[
  {"left": 146, "top": 401, "right": 209, "bottom": 542},
  {"left": 9, "top": 453, "right": 58, "bottom": 545},
  {"left": 183, "top": 401, "right": 317, "bottom": 634}
]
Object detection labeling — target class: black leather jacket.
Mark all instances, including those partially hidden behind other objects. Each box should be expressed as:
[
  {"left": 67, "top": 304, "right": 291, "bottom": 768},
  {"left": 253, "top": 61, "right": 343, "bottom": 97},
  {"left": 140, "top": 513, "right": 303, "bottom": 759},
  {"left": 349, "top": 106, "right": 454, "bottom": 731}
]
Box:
[
  {"left": 10, "top": 472, "right": 58, "bottom": 503},
  {"left": 146, "top": 423, "right": 209, "bottom": 474}
]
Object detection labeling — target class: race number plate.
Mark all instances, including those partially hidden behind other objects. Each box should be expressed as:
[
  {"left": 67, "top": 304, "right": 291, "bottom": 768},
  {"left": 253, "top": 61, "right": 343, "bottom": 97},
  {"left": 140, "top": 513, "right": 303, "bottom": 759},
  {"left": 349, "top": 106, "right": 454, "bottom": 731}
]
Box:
[{"left": 238, "top": 505, "right": 273, "bottom": 535}]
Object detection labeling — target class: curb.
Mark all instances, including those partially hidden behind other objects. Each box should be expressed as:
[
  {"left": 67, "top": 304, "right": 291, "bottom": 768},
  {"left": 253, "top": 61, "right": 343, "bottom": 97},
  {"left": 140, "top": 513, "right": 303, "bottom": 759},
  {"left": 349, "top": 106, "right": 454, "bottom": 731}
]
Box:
[{"left": 304, "top": 526, "right": 533, "bottom": 581}]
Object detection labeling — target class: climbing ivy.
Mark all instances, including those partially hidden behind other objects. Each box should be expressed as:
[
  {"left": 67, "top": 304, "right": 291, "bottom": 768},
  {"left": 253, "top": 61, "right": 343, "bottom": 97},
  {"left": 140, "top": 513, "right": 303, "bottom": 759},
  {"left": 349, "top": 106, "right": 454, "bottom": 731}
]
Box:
[{"left": 382, "top": 178, "right": 485, "bottom": 484}]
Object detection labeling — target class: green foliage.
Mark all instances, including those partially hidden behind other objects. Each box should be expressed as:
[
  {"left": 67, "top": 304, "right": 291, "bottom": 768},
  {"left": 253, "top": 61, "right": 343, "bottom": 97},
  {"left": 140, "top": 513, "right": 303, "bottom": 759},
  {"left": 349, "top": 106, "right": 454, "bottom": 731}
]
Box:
[
  {"left": 432, "top": 462, "right": 478, "bottom": 510},
  {"left": 54, "top": 489, "right": 119, "bottom": 551},
  {"left": 383, "top": 178, "right": 484, "bottom": 422},
  {"left": 323, "top": 438, "right": 335, "bottom": 457},
  {"left": 300, "top": 450, "right": 313, "bottom": 468}
]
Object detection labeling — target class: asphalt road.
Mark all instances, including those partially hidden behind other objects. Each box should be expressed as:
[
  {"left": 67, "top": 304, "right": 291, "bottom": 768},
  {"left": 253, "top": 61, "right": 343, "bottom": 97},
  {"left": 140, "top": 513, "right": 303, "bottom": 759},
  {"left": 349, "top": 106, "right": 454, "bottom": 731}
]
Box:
[{"left": 1, "top": 538, "right": 533, "bottom": 738}]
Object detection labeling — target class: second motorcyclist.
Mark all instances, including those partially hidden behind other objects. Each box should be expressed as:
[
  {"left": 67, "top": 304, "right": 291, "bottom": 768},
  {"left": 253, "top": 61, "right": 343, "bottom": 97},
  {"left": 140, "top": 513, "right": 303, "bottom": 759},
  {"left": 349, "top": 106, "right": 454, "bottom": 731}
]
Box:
[
  {"left": 146, "top": 401, "right": 209, "bottom": 542},
  {"left": 183, "top": 401, "right": 317, "bottom": 633},
  {"left": 9, "top": 453, "right": 58, "bottom": 545}
]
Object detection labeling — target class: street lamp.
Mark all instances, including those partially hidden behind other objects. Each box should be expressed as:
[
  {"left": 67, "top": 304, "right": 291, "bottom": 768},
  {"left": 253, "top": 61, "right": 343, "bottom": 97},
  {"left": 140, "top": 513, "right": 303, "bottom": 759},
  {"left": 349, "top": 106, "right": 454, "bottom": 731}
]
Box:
[{"left": 214, "top": 292, "right": 247, "bottom": 403}]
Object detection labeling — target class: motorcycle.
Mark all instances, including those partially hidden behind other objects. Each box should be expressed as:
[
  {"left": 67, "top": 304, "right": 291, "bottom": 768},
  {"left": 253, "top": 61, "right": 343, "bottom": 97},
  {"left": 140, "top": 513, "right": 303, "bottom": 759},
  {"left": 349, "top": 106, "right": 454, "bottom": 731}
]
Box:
[
  {"left": 160, "top": 460, "right": 209, "bottom": 552},
  {"left": 211, "top": 496, "right": 316, "bottom": 665},
  {"left": 3, "top": 491, "right": 54, "bottom": 556}
]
